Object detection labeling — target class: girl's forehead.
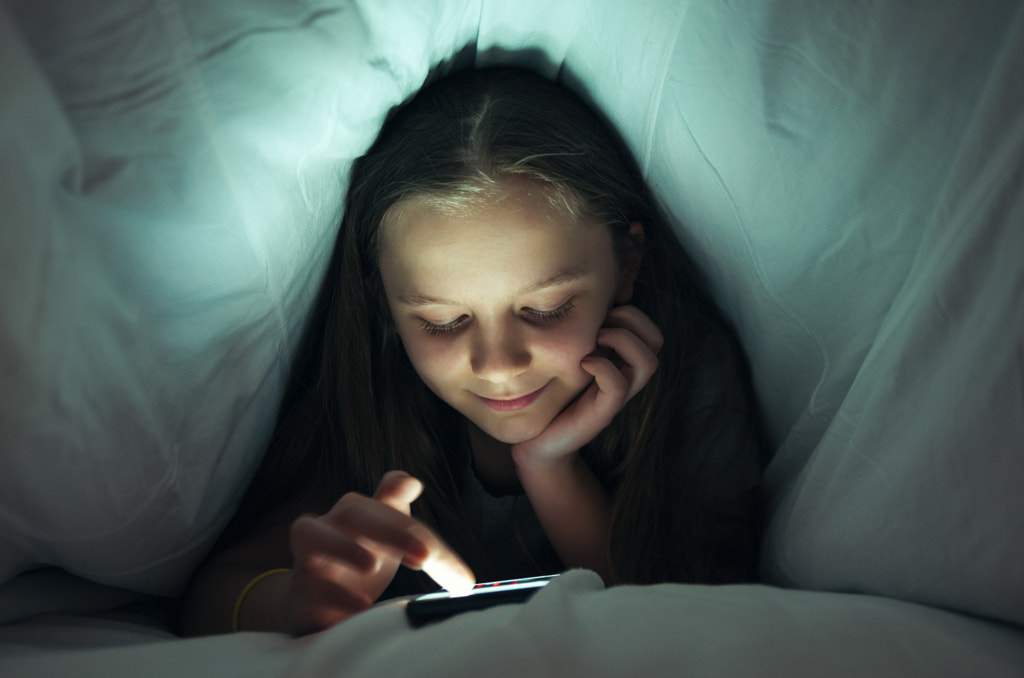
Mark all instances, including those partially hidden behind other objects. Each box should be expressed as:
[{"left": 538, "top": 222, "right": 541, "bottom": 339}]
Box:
[
  {"left": 381, "top": 179, "right": 601, "bottom": 256},
  {"left": 378, "top": 181, "right": 617, "bottom": 297}
]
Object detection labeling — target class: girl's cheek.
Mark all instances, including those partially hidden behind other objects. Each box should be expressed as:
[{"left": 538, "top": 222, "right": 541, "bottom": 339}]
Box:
[
  {"left": 411, "top": 340, "right": 464, "bottom": 374},
  {"left": 537, "top": 323, "right": 601, "bottom": 368},
  {"left": 397, "top": 327, "right": 461, "bottom": 376}
]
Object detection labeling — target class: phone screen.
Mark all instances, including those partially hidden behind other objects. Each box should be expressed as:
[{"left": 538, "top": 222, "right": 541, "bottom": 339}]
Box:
[{"left": 405, "top": 574, "right": 559, "bottom": 627}]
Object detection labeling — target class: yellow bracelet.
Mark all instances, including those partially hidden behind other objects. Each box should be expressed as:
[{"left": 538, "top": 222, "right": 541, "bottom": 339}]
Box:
[{"left": 231, "top": 568, "right": 291, "bottom": 633}]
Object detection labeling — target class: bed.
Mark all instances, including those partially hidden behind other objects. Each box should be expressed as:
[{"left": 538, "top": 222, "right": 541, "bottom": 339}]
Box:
[{"left": 2, "top": 0, "right": 1022, "bottom": 675}]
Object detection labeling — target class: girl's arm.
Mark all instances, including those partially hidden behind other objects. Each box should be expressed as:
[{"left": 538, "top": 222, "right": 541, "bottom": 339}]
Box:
[
  {"left": 513, "top": 450, "right": 612, "bottom": 581},
  {"left": 179, "top": 514, "right": 296, "bottom": 636},
  {"left": 512, "top": 305, "right": 662, "bottom": 583}
]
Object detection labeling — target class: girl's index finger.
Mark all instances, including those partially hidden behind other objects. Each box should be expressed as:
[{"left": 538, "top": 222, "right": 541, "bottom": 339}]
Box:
[
  {"left": 603, "top": 305, "right": 664, "bottom": 354},
  {"left": 324, "top": 492, "right": 475, "bottom": 591},
  {"left": 420, "top": 551, "right": 476, "bottom": 594},
  {"left": 399, "top": 521, "right": 476, "bottom": 593},
  {"left": 325, "top": 493, "right": 430, "bottom": 559}
]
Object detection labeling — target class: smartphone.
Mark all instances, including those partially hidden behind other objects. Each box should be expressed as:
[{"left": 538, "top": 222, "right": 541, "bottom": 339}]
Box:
[{"left": 404, "top": 574, "right": 559, "bottom": 627}]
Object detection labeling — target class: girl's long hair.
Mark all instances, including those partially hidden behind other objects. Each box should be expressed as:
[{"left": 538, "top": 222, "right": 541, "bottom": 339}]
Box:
[{"left": 221, "top": 67, "right": 762, "bottom": 585}]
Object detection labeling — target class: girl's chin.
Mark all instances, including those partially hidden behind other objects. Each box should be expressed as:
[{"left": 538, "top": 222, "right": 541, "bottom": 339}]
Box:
[{"left": 470, "top": 416, "right": 552, "bottom": 446}]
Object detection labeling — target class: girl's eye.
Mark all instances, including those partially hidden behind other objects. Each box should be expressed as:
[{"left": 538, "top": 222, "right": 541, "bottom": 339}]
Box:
[
  {"left": 419, "top": 298, "right": 575, "bottom": 337},
  {"left": 524, "top": 298, "right": 576, "bottom": 324},
  {"left": 420, "top": 315, "right": 468, "bottom": 337}
]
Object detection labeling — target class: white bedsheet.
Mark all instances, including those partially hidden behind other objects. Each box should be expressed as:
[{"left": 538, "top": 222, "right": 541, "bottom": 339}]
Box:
[{"left": 3, "top": 570, "right": 1024, "bottom": 678}]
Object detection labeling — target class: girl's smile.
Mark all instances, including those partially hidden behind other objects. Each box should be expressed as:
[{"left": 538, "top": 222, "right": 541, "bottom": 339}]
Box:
[{"left": 476, "top": 381, "right": 550, "bottom": 411}]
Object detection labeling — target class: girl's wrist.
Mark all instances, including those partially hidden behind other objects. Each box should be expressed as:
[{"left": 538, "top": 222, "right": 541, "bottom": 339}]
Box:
[
  {"left": 233, "top": 568, "right": 292, "bottom": 633},
  {"left": 513, "top": 447, "right": 583, "bottom": 485}
]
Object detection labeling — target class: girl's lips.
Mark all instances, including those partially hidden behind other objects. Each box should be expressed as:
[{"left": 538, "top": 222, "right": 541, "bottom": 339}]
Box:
[{"left": 477, "top": 383, "right": 548, "bottom": 412}]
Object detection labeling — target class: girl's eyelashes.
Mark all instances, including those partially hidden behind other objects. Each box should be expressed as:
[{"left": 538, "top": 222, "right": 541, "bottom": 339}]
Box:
[
  {"left": 420, "top": 315, "right": 468, "bottom": 337},
  {"left": 417, "top": 298, "right": 577, "bottom": 337},
  {"left": 524, "top": 297, "right": 576, "bottom": 324}
]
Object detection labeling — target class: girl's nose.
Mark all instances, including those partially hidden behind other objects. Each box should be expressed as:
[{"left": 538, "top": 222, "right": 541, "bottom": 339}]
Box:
[{"left": 470, "top": 324, "right": 530, "bottom": 383}]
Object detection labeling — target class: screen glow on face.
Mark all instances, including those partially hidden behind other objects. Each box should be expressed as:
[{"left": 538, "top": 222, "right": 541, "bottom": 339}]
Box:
[
  {"left": 416, "top": 574, "right": 557, "bottom": 600},
  {"left": 379, "top": 180, "right": 623, "bottom": 449}
]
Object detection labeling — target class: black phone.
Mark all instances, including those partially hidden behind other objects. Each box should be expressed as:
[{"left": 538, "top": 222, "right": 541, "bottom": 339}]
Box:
[{"left": 404, "top": 574, "right": 559, "bottom": 627}]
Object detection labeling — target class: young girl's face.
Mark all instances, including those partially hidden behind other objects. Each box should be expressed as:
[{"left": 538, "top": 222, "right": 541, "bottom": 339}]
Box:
[{"left": 379, "top": 178, "right": 629, "bottom": 446}]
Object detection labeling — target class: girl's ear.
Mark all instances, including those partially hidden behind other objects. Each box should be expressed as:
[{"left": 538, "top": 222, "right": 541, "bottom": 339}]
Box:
[{"left": 615, "top": 222, "right": 644, "bottom": 304}]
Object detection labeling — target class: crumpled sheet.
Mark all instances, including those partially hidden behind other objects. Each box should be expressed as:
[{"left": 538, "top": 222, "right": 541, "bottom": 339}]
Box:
[
  {"left": 1, "top": 0, "right": 1023, "bottom": 675},
  {"left": 2, "top": 570, "right": 1024, "bottom": 678}
]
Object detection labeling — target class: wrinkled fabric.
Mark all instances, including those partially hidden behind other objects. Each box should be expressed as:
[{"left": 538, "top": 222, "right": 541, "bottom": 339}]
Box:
[{"left": 1, "top": 2, "right": 1021, "bottom": 665}]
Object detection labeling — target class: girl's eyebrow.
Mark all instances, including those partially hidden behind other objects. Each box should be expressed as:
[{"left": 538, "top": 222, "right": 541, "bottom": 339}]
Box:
[
  {"left": 398, "top": 266, "right": 587, "bottom": 307},
  {"left": 522, "top": 266, "right": 587, "bottom": 294}
]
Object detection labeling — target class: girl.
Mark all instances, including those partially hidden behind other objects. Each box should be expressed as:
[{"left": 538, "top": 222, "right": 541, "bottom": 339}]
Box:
[{"left": 180, "top": 67, "right": 763, "bottom": 636}]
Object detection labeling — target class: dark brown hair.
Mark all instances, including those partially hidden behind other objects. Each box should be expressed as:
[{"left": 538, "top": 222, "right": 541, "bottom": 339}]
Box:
[{"left": 223, "top": 67, "right": 763, "bottom": 586}]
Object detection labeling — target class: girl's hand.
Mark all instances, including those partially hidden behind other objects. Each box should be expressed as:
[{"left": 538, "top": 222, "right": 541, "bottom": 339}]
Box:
[
  {"left": 284, "top": 470, "right": 475, "bottom": 635},
  {"left": 512, "top": 305, "right": 663, "bottom": 468}
]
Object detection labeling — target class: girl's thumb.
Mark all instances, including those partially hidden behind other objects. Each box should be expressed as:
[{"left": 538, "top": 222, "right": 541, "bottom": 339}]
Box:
[{"left": 373, "top": 470, "right": 424, "bottom": 513}]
